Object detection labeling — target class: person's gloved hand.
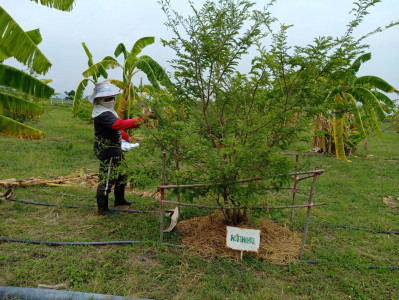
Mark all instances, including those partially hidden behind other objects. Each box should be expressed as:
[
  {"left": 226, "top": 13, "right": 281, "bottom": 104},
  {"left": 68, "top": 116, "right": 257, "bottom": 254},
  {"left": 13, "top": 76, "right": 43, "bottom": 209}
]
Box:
[{"left": 146, "top": 110, "right": 156, "bottom": 120}]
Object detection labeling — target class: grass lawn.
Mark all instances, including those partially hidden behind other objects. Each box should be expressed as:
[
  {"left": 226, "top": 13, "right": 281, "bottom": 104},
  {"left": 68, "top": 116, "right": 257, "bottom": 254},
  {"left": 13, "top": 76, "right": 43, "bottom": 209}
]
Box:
[{"left": 0, "top": 104, "right": 398, "bottom": 299}]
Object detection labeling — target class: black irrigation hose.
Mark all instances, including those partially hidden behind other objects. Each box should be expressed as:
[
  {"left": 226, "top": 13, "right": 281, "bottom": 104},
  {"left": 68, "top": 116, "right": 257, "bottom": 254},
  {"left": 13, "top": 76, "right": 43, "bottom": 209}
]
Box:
[
  {"left": 1, "top": 237, "right": 397, "bottom": 270},
  {"left": 6, "top": 198, "right": 153, "bottom": 214},
  {"left": 5, "top": 198, "right": 399, "bottom": 235},
  {"left": 298, "top": 259, "right": 399, "bottom": 270},
  {"left": 0, "top": 236, "right": 183, "bottom": 248},
  {"left": 3, "top": 197, "right": 399, "bottom": 269},
  {"left": 310, "top": 222, "right": 399, "bottom": 235}
]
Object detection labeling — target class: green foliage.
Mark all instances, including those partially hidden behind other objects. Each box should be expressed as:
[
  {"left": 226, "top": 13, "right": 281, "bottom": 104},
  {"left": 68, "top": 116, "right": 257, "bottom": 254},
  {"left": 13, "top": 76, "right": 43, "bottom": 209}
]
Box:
[
  {"left": 29, "top": 0, "right": 75, "bottom": 12},
  {"left": 75, "top": 37, "right": 171, "bottom": 121},
  {"left": 0, "top": 91, "right": 44, "bottom": 116},
  {"left": 153, "top": 0, "right": 399, "bottom": 221},
  {"left": 315, "top": 53, "right": 397, "bottom": 160},
  {"left": 0, "top": 6, "right": 55, "bottom": 139},
  {"left": 0, "top": 7, "right": 51, "bottom": 75},
  {"left": 0, "top": 114, "right": 44, "bottom": 139},
  {"left": 0, "top": 64, "right": 54, "bottom": 98},
  {"left": 1, "top": 105, "right": 399, "bottom": 299},
  {"left": 64, "top": 90, "right": 75, "bottom": 100}
]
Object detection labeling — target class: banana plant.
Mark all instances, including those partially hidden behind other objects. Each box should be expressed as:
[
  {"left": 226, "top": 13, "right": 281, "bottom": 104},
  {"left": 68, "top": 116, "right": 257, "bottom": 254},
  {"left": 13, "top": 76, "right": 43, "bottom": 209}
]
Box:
[
  {"left": 315, "top": 53, "right": 397, "bottom": 160},
  {"left": 72, "top": 42, "right": 109, "bottom": 119},
  {"left": 79, "top": 36, "right": 172, "bottom": 120},
  {"left": 28, "top": 0, "right": 75, "bottom": 11},
  {"left": 0, "top": 7, "right": 54, "bottom": 139}
]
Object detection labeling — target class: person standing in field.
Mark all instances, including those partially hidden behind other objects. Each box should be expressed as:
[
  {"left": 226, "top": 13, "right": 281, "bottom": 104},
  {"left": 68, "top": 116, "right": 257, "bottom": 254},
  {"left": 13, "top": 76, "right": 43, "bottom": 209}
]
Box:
[{"left": 89, "top": 81, "right": 154, "bottom": 216}]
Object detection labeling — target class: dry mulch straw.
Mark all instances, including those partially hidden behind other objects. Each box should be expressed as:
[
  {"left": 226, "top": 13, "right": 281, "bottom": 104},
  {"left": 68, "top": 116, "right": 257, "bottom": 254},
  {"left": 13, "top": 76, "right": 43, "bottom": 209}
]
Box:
[{"left": 177, "top": 213, "right": 301, "bottom": 265}]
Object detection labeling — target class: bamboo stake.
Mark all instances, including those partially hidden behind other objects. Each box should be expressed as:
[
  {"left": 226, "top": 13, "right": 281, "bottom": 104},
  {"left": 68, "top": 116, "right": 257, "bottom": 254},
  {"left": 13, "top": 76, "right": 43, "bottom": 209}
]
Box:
[
  {"left": 160, "top": 200, "right": 325, "bottom": 210},
  {"left": 160, "top": 152, "right": 166, "bottom": 242},
  {"left": 158, "top": 169, "right": 324, "bottom": 190},
  {"left": 290, "top": 177, "right": 299, "bottom": 223},
  {"left": 252, "top": 203, "right": 325, "bottom": 210},
  {"left": 290, "top": 153, "right": 299, "bottom": 222},
  {"left": 299, "top": 170, "right": 319, "bottom": 258},
  {"left": 176, "top": 159, "right": 181, "bottom": 217}
]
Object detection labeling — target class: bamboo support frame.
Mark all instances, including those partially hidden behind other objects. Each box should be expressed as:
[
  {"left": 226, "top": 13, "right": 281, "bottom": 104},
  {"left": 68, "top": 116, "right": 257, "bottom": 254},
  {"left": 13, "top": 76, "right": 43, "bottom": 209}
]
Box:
[
  {"left": 289, "top": 177, "right": 299, "bottom": 222},
  {"left": 160, "top": 200, "right": 326, "bottom": 210},
  {"left": 158, "top": 169, "right": 323, "bottom": 190},
  {"left": 299, "top": 171, "right": 320, "bottom": 258},
  {"left": 157, "top": 152, "right": 324, "bottom": 259},
  {"left": 159, "top": 152, "right": 166, "bottom": 242}
]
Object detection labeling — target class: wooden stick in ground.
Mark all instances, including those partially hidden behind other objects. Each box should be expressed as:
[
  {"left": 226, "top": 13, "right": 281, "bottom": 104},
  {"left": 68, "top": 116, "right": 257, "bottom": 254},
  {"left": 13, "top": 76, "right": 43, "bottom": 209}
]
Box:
[
  {"left": 176, "top": 159, "right": 181, "bottom": 217},
  {"left": 299, "top": 170, "right": 319, "bottom": 258},
  {"left": 158, "top": 169, "right": 324, "bottom": 190},
  {"left": 290, "top": 177, "right": 298, "bottom": 223},
  {"left": 160, "top": 151, "right": 166, "bottom": 242},
  {"left": 161, "top": 200, "right": 325, "bottom": 210}
]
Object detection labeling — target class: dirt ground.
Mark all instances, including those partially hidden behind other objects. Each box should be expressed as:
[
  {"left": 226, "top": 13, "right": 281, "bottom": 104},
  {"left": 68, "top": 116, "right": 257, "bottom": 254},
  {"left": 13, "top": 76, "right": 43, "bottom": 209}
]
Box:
[{"left": 177, "top": 213, "right": 302, "bottom": 265}]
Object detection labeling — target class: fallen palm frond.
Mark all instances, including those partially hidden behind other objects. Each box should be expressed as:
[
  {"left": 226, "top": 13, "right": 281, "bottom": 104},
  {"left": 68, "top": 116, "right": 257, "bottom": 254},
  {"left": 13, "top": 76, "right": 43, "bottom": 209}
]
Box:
[
  {"left": 0, "top": 169, "right": 160, "bottom": 199},
  {"left": 0, "top": 169, "right": 98, "bottom": 188}
]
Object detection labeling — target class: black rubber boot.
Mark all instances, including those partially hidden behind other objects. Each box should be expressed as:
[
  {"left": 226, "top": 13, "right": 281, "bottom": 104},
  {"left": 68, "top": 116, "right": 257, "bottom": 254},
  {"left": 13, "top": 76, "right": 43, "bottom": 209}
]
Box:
[
  {"left": 97, "top": 193, "right": 119, "bottom": 216},
  {"left": 114, "top": 184, "right": 132, "bottom": 206}
]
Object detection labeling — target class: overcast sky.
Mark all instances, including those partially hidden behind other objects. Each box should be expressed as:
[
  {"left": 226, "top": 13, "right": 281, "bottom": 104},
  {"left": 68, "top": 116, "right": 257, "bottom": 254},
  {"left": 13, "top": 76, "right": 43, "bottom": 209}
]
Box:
[{"left": 1, "top": 0, "right": 398, "bottom": 96}]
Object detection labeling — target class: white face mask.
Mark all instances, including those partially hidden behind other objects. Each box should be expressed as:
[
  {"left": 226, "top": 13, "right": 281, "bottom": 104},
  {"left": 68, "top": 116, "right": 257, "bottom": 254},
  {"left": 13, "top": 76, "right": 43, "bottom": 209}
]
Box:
[{"left": 97, "top": 98, "right": 115, "bottom": 109}]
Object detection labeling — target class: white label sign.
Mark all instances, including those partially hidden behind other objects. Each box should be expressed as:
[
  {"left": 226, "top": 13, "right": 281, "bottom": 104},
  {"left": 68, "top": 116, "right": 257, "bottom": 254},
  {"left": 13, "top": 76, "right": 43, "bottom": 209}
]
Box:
[{"left": 226, "top": 226, "right": 260, "bottom": 252}]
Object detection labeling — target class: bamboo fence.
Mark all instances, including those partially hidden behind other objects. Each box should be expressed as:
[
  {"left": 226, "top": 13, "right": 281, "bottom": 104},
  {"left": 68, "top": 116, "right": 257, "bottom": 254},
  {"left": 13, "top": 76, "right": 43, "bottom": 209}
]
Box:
[{"left": 157, "top": 152, "right": 324, "bottom": 258}]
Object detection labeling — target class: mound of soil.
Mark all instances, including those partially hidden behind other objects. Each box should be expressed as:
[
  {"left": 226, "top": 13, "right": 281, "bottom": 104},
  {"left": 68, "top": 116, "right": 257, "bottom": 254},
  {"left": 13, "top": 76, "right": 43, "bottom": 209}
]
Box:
[{"left": 177, "top": 213, "right": 301, "bottom": 265}]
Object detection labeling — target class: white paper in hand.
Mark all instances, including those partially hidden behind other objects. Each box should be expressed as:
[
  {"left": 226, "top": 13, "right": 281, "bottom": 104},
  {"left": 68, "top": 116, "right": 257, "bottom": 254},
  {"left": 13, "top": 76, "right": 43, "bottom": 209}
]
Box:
[{"left": 121, "top": 140, "right": 139, "bottom": 151}]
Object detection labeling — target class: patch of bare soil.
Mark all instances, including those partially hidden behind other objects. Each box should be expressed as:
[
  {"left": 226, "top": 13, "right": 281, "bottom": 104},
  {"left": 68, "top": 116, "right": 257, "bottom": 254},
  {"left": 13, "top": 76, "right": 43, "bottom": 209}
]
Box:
[{"left": 177, "top": 213, "right": 301, "bottom": 265}]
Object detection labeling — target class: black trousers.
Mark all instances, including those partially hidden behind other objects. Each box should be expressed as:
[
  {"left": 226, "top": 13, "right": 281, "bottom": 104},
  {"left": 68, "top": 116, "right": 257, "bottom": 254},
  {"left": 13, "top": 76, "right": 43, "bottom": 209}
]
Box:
[{"left": 97, "top": 154, "right": 128, "bottom": 197}]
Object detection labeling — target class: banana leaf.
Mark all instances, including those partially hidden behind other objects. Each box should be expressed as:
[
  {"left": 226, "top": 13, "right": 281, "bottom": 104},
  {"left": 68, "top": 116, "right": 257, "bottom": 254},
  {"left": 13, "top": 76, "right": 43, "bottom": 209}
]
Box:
[
  {"left": 0, "top": 115, "right": 44, "bottom": 139},
  {"left": 130, "top": 36, "right": 155, "bottom": 58},
  {"left": 0, "top": 29, "right": 43, "bottom": 61},
  {"left": 29, "top": 0, "right": 75, "bottom": 11},
  {"left": 82, "top": 58, "right": 121, "bottom": 78},
  {"left": 0, "top": 7, "right": 51, "bottom": 75},
  {"left": 114, "top": 43, "right": 128, "bottom": 60},
  {"left": 73, "top": 78, "right": 93, "bottom": 115},
  {"left": 0, "top": 92, "right": 44, "bottom": 116},
  {"left": 332, "top": 116, "right": 348, "bottom": 161},
  {"left": 355, "top": 75, "right": 396, "bottom": 93},
  {"left": 0, "top": 64, "right": 54, "bottom": 98}
]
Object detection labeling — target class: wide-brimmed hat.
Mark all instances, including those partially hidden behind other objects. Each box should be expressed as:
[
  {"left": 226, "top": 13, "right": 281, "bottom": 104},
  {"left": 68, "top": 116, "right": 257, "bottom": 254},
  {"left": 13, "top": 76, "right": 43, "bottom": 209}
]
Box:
[{"left": 88, "top": 82, "right": 119, "bottom": 104}]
